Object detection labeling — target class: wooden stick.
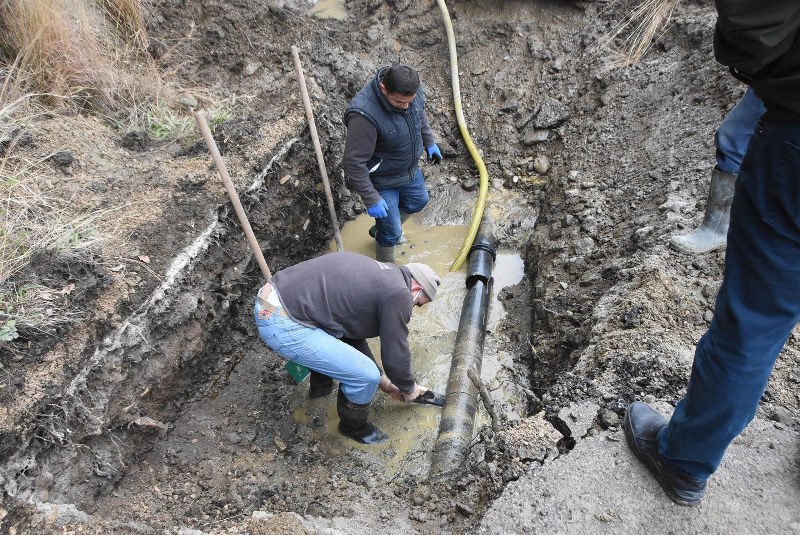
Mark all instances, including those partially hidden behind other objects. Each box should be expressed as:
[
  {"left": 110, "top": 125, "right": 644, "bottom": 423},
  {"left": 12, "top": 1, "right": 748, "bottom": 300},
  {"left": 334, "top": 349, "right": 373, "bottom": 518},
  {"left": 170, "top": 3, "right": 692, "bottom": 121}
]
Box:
[
  {"left": 468, "top": 367, "right": 500, "bottom": 431},
  {"left": 291, "top": 45, "right": 344, "bottom": 252},
  {"left": 193, "top": 111, "right": 272, "bottom": 282}
]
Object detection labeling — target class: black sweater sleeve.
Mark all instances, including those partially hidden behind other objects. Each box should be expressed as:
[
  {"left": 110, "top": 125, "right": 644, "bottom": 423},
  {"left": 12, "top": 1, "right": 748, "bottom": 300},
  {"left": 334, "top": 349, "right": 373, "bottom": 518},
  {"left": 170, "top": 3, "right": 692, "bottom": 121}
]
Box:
[{"left": 342, "top": 114, "right": 381, "bottom": 206}]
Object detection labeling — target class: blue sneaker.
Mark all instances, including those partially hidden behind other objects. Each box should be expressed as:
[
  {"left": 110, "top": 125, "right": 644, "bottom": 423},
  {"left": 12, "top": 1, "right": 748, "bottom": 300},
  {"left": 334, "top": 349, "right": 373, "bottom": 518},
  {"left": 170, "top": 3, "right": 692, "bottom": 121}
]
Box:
[{"left": 623, "top": 402, "right": 707, "bottom": 506}]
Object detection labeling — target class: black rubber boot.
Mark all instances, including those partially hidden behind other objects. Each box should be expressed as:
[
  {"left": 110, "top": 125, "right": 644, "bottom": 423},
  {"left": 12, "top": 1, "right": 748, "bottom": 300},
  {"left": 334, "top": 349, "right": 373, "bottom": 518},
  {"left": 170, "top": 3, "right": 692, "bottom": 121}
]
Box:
[
  {"left": 623, "top": 402, "right": 707, "bottom": 506},
  {"left": 369, "top": 212, "right": 410, "bottom": 245},
  {"left": 308, "top": 371, "right": 334, "bottom": 398},
  {"left": 669, "top": 168, "right": 736, "bottom": 254},
  {"left": 336, "top": 389, "right": 388, "bottom": 444},
  {"left": 375, "top": 243, "right": 395, "bottom": 263}
]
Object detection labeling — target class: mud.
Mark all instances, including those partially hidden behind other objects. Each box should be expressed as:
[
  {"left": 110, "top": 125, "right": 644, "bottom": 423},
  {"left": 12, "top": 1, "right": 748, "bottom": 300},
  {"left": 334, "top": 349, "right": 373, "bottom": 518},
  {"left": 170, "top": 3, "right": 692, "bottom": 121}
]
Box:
[{"left": 1, "top": 0, "right": 798, "bottom": 534}]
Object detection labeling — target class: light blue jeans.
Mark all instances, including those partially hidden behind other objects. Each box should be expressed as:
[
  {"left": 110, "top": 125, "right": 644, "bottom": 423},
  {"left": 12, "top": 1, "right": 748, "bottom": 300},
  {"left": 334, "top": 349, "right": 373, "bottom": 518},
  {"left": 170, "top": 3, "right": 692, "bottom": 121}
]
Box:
[
  {"left": 374, "top": 168, "right": 430, "bottom": 246},
  {"left": 254, "top": 298, "right": 380, "bottom": 404},
  {"left": 714, "top": 88, "right": 766, "bottom": 174}
]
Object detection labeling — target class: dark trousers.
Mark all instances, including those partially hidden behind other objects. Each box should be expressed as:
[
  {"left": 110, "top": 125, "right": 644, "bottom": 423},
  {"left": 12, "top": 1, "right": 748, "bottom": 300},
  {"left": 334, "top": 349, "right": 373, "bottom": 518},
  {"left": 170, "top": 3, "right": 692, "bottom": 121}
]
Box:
[{"left": 660, "top": 120, "right": 800, "bottom": 479}]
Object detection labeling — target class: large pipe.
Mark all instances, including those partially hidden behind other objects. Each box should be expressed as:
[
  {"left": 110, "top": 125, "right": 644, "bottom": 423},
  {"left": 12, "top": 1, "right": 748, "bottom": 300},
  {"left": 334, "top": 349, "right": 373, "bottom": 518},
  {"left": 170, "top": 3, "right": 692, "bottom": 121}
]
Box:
[{"left": 430, "top": 219, "right": 496, "bottom": 475}]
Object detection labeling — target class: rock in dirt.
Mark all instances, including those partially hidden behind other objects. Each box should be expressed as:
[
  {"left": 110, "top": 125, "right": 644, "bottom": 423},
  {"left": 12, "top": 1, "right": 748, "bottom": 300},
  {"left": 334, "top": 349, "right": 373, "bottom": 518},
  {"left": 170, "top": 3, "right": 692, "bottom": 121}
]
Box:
[{"left": 557, "top": 400, "right": 599, "bottom": 438}]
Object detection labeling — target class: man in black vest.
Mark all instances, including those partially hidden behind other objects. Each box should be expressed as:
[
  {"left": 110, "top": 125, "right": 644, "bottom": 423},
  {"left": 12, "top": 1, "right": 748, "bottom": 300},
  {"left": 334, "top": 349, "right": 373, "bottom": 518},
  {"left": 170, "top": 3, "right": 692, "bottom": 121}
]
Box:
[{"left": 342, "top": 64, "right": 442, "bottom": 264}]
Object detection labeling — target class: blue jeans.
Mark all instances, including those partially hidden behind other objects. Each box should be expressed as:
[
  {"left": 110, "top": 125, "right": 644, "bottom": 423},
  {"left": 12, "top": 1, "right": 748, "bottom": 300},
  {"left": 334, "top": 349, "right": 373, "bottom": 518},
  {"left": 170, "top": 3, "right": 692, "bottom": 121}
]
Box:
[
  {"left": 660, "top": 120, "right": 800, "bottom": 479},
  {"left": 714, "top": 88, "right": 766, "bottom": 174},
  {"left": 374, "top": 168, "right": 429, "bottom": 246},
  {"left": 254, "top": 299, "right": 380, "bottom": 404}
]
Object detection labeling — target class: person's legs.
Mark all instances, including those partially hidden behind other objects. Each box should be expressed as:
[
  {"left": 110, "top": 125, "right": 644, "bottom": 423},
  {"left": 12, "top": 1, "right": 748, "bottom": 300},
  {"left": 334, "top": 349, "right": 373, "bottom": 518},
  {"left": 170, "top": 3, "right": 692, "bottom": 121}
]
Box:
[
  {"left": 628, "top": 120, "right": 800, "bottom": 504},
  {"left": 714, "top": 88, "right": 766, "bottom": 174},
  {"left": 373, "top": 187, "right": 402, "bottom": 246},
  {"left": 397, "top": 168, "right": 430, "bottom": 216},
  {"left": 660, "top": 120, "right": 800, "bottom": 478},
  {"left": 374, "top": 169, "right": 428, "bottom": 246},
  {"left": 669, "top": 89, "right": 766, "bottom": 254},
  {"left": 310, "top": 338, "right": 376, "bottom": 398},
  {"left": 340, "top": 337, "right": 376, "bottom": 362},
  {"left": 254, "top": 305, "right": 380, "bottom": 404}
]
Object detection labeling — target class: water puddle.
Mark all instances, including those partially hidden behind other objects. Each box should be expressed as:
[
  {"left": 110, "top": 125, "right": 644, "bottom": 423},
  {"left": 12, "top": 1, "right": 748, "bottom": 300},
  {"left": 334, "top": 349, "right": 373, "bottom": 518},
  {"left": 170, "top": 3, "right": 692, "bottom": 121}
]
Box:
[
  {"left": 309, "top": 0, "right": 347, "bottom": 20},
  {"left": 288, "top": 214, "right": 524, "bottom": 476}
]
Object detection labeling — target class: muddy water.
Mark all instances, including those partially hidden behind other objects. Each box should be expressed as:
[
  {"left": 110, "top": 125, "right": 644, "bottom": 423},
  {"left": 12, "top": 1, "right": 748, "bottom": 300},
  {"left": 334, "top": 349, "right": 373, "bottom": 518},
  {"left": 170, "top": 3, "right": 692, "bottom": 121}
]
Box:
[{"left": 286, "top": 215, "right": 524, "bottom": 476}]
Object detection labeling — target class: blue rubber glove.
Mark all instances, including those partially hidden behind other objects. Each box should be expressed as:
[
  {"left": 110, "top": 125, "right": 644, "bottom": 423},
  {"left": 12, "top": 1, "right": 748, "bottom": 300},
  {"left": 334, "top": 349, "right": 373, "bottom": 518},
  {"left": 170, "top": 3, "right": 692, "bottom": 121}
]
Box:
[
  {"left": 367, "top": 198, "right": 389, "bottom": 218},
  {"left": 426, "top": 144, "right": 442, "bottom": 165}
]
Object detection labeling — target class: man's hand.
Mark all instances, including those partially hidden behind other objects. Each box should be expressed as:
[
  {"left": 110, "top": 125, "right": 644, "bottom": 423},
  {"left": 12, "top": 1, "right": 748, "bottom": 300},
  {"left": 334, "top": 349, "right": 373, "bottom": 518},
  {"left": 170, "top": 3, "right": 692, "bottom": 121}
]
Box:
[
  {"left": 402, "top": 383, "right": 424, "bottom": 403},
  {"left": 367, "top": 198, "right": 389, "bottom": 218},
  {"left": 425, "top": 144, "right": 442, "bottom": 165},
  {"left": 379, "top": 375, "right": 403, "bottom": 401}
]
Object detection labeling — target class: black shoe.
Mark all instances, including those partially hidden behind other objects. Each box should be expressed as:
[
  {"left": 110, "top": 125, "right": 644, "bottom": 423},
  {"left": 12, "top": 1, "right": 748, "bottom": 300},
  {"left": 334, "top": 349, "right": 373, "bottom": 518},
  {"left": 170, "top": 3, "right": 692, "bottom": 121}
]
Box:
[
  {"left": 623, "top": 402, "right": 707, "bottom": 506},
  {"left": 337, "top": 421, "right": 388, "bottom": 444}
]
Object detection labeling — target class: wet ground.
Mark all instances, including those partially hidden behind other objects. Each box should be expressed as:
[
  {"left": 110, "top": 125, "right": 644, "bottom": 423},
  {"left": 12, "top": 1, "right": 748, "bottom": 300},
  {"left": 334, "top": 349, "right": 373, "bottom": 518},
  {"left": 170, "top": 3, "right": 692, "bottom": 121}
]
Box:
[{"left": 1, "top": 0, "right": 798, "bottom": 533}]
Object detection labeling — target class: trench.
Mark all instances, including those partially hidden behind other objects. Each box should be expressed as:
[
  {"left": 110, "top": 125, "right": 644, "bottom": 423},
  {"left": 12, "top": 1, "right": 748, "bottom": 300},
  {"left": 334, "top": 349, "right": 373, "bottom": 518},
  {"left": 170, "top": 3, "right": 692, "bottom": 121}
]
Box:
[
  {"left": 79, "top": 192, "right": 538, "bottom": 526},
  {"left": 0, "top": 141, "right": 548, "bottom": 529},
  {"left": 0, "top": 0, "right": 614, "bottom": 530}
]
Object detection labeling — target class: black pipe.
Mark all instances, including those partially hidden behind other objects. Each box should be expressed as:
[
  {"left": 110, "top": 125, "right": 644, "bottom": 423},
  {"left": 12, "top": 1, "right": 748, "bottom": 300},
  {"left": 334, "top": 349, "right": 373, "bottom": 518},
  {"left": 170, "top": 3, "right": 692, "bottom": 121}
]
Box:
[{"left": 430, "top": 220, "right": 495, "bottom": 475}]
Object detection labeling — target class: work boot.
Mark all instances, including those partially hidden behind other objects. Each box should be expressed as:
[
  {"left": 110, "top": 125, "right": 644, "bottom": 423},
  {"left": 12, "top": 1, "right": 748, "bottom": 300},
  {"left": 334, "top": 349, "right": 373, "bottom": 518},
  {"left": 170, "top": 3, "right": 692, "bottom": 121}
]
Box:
[
  {"left": 369, "top": 225, "right": 406, "bottom": 244},
  {"left": 336, "top": 388, "right": 388, "bottom": 444},
  {"left": 308, "top": 370, "right": 334, "bottom": 398},
  {"left": 375, "top": 243, "right": 395, "bottom": 263},
  {"left": 623, "top": 402, "right": 707, "bottom": 506},
  {"left": 369, "top": 212, "right": 411, "bottom": 245},
  {"left": 669, "top": 168, "right": 736, "bottom": 254}
]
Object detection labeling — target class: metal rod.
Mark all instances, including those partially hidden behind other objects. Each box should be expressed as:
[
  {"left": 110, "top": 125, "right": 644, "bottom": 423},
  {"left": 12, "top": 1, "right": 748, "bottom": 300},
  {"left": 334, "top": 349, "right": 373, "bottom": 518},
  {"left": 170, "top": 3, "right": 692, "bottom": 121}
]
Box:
[
  {"left": 193, "top": 111, "right": 272, "bottom": 282},
  {"left": 291, "top": 45, "right": 344, "bottom": 252}
]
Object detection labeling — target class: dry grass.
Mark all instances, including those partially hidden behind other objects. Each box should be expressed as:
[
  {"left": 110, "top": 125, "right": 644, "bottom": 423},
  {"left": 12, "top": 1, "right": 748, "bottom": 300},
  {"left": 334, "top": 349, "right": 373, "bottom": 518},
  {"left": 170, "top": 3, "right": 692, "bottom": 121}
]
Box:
[
  {"left": 597, "top": 0, "right": 682, "bottom": 69},
  {"left": 0, "top": 0, "right": 116, "bottom": 109},
  {"left": 97, "top": 0, "right": 150, "bottom": 51},
  {"left": 0, "top": 0, "right": 234, "bottom": 346},
  {"left": 0, "top": 0, "right": 140, "bottom": 344},
  {"left": 0, "top": 88, "right": 111, "bottom": 342},
  {"left": 0, "top": 0, "right": 180, "bottom": 116}
]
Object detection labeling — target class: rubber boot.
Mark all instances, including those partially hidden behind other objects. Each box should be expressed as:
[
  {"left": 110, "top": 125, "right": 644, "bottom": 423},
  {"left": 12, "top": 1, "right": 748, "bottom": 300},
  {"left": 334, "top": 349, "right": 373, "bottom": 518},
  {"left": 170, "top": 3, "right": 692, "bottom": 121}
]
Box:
[
  {"left": 669, "top": 168, "right": 736, "bottom": 254},
  {"left": 336, "top": 389, "right": 388, "bottom": 444},
  {"left": 375, "top": 243, "right": 395, "bottom": 263},
  {"left": 369, "top": 212, "right": 411, "bottom": 245},
  {"left": 308, "top": 370, "right": 334, "bottom": 398}
]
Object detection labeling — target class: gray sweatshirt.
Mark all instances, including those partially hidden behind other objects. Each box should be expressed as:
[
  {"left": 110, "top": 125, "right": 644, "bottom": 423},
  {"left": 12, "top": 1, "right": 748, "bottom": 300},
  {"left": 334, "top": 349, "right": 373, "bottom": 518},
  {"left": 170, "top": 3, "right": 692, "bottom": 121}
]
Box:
[{"left": 270, "top": 252, "right": 417, "bottom": 392}]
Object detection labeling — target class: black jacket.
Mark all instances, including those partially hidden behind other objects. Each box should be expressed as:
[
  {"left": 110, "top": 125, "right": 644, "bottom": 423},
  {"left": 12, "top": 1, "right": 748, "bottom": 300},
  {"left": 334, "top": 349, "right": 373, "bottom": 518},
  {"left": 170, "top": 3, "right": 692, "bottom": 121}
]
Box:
[
  {"left": 342, "top": 67, "right": 435, "bottom": 205},
  {"left": 714, "top": 0, "right": 800, "bottom": 120}
]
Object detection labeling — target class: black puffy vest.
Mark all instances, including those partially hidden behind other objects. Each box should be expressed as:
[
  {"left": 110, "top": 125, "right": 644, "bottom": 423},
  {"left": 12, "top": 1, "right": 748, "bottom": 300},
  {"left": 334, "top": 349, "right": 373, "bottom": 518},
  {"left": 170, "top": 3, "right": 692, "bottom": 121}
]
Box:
[{"left": 344, "top": 67, "right": 426, "bottom": 188}]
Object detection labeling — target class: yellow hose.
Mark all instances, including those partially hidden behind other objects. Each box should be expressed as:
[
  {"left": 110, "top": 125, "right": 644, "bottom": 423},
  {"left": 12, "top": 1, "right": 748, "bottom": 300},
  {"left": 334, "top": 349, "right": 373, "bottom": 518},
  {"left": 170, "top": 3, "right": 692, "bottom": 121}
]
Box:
[{"left": 436, "top": 0, "right": 489, "bottom": 272}]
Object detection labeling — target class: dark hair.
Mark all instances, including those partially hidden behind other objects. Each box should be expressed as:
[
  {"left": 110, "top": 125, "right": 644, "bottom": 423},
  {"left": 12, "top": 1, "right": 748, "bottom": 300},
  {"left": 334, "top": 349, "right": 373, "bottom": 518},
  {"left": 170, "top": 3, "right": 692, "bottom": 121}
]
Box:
[{"left": 382, "top": 64, "right": 420, "bottom": 96}]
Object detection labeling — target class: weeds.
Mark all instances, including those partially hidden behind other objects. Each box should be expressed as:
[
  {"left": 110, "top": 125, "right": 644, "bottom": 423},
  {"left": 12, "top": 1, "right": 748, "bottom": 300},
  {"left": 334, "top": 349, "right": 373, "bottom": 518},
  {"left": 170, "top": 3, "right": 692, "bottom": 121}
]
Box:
[
  {"left": 0, "top": 83, "right": 107, "bottom": 344},
  {"left": 0, "top": 146, "right": 106, "bottom": 341},
  {"left": 0, "top": 0, "right": 115, "bottom": 109},
  {"left": 122, "top": 92, "right": 244, "bottom": 142},
  {"left": 97, "top": 0, "right": 150, "bottom": 51},
  {"left": 0, "top": 0, "right": 237, "bottom": 347},
  {"left": 597, "top": 0, "right": 682, "bottom": 69}
]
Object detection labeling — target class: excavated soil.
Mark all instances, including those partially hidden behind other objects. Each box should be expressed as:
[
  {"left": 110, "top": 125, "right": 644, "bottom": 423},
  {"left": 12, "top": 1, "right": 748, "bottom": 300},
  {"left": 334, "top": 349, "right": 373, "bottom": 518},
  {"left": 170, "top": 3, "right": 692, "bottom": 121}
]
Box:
[{"left": 1, "top": 0, "right": 798, "bottom": 533}]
